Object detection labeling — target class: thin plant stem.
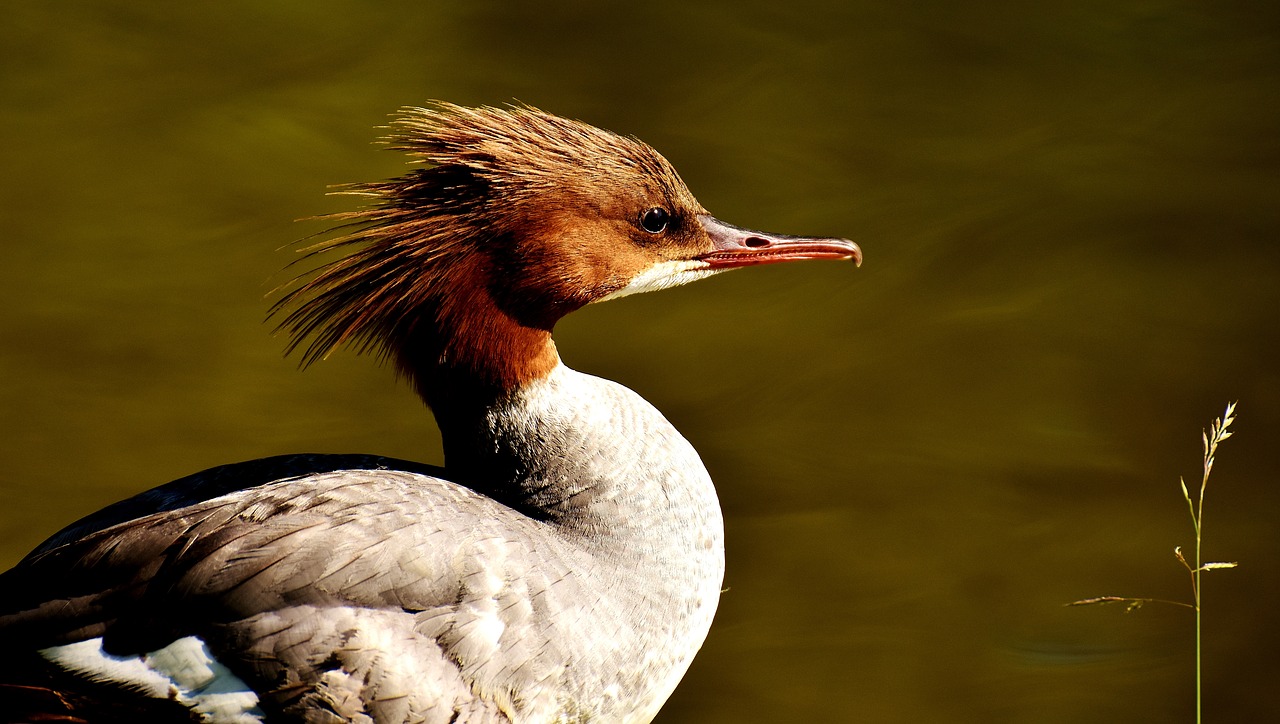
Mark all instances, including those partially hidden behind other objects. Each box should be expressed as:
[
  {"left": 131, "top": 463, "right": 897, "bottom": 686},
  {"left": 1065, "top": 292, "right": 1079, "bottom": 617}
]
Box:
[
  {"left": 1069, "top": 402, "right": 1237, "bottom": 724},
  {"left": 1181, "top": 401, "right": 1236, "bottom": 723}
]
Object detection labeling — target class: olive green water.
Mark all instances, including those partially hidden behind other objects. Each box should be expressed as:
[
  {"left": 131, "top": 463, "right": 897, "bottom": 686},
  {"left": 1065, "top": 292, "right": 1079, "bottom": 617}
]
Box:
[{"left": 3, "top": 2, "right": 1279, "bottom": 721}]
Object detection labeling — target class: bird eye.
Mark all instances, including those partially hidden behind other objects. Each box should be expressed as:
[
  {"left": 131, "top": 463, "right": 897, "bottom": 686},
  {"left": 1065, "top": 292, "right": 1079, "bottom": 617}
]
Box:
[{"left": 640, "top": 207, "right": 669, "bottom": 234}]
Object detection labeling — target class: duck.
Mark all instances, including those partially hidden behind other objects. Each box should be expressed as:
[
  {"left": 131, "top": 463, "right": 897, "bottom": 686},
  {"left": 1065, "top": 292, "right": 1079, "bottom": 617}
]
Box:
[{"left": 0, "top": 102, "right": 860, "bottom": 724}]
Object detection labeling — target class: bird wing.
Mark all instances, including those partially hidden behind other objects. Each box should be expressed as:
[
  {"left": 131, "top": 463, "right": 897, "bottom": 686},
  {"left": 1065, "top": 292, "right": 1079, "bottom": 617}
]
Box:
[{"left": 1, "top": 465, "right": 597, "bottom": 722}]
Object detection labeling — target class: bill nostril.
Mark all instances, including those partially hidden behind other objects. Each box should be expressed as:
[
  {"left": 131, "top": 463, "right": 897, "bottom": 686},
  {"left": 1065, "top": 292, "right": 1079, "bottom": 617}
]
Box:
[{"left": 744, "top": 237, "right": 770, "bottom": 248}]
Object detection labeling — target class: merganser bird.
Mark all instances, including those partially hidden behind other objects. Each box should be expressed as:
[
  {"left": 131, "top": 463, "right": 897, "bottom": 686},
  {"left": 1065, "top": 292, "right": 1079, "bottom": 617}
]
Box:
[{"left": 0, "top": 103, "right": 860, "bottom": 723}]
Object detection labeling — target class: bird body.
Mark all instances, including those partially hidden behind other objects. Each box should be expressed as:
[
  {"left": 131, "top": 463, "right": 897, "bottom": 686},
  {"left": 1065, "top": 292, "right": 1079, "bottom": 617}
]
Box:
[{"left": 0, "top": 103, "right": 859, "bottom": 723}]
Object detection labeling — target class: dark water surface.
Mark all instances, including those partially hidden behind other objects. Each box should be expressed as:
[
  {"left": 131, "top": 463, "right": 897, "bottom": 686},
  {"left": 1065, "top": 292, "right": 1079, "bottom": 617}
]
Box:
[{"left": 3, "top": 2, "right": 1278, "bottom": 721}]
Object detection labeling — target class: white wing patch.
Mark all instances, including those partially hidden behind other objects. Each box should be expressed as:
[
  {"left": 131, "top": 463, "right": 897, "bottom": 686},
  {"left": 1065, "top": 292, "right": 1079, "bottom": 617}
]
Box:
[
  {"left": 41, "top": 636, "right": 264, "bottom": 723},
  {"left": 598, "top": 259, "right": 720, "bottom": 302}
]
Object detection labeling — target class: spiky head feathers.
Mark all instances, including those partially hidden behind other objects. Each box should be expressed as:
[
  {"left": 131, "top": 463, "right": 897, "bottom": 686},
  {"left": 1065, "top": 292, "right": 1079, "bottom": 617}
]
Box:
[{"left": 272, "top": 103, "right": 709, "bottom": 387}]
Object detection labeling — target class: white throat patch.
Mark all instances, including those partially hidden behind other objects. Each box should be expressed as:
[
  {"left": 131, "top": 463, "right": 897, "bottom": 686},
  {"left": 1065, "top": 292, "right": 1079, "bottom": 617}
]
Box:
[{"left": 597, "top": 259, "right": 720, "bottom": 302}]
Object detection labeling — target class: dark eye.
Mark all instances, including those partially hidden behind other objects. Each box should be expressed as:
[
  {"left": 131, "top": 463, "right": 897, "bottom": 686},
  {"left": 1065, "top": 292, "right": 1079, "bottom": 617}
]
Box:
[{"left": 640, "top": 207, "right": 669, "bottom": 234}]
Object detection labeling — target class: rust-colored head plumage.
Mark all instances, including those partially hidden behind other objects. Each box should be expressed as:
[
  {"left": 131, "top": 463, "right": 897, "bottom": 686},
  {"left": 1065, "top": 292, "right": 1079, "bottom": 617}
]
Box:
[{"left": 272, "top": 102, "right": 706, "bottom": 392}]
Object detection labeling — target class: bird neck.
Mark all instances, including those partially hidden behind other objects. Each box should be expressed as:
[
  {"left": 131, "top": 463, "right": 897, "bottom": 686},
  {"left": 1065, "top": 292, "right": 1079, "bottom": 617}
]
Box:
[
  {"left": 394, "top": 265, "right": 722, "bottom": 576},
  {"left": 410, "top": 302, "right": 723, "bottom": 545}
]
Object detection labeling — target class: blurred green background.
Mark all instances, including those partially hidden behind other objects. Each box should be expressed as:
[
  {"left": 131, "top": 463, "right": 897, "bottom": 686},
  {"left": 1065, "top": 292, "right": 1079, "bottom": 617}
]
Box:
[{"left": 2, "top": 2, "right": 1278, "bottom": 721}]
